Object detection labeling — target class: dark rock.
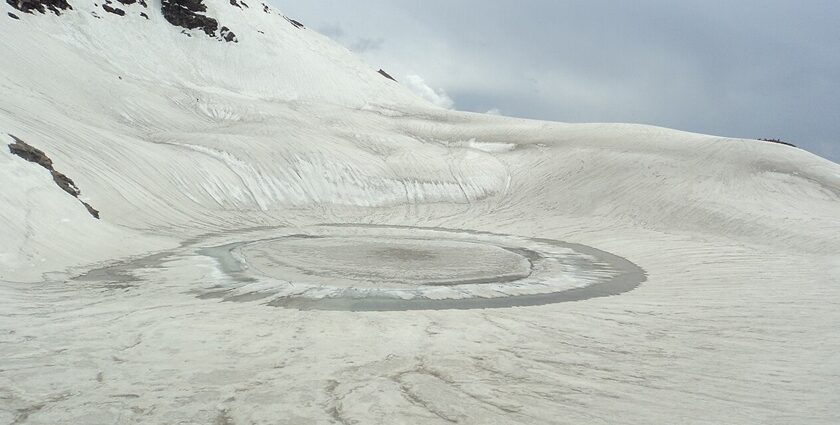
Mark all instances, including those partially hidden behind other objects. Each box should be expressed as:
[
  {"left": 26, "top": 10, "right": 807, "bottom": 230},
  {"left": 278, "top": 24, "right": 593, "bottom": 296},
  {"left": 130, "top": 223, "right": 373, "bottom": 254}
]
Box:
[
  {"left": 82, "top": 201, "right": 100, "bottom": 219},
  {"left": 161, "top": 0, "right": 219, "bottom": 37},
  {"left": 8, "top": 11, "right": 20, "bottom": 18},
  {"left": 758, "top": 138, "right": 796, "bottom": 148},
  {"left": 287, "top": 18, "right": 304, "bottom": 29},
  {"left": 102, "top": 4, "right": 125, "bottom": 15},
  {"left": 6, "top": 0, "right": 72, "bottom": 15},
  {"left": 8, "top": 136, "right": 53, "bottom": 169},
  {"left": 167, "top": 0, "right": 205, "bottom": 13},
  {"left": 239, "top": 0, "right": 247, "bottom": 7},
  {"left": 51, "top": 170, "right": 81, "bottom": 197},
  {"left": 116, "top": 0, "right": 134, "bottom": 4},
  {"left": 261, "top": 2, "right": 268, "bottom": 13},
  {"left": 139, "top": 11, "right": 148, "bottom": 18},
  {"left": 377, "top": 69, "right": 397, "bottom": 82},
  {"left": 220, "top": 26, "right": 237, "bottom": 42},
  {"left": 229, "top": 0, "right": 240, "bottom": 8},
  {"left": 7, "top": 134, "right": 100, "bottom": 219}
]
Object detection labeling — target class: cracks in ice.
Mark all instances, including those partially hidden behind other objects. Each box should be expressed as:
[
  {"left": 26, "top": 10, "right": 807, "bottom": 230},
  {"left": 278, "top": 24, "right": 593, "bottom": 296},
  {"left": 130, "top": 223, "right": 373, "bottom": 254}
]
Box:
[
  {"left": 322, "top": 379, "right": 355, "bottom": 425},
  {"left": 8, "top": 391, "right": 73, "bottom": 425},
  {"left": 213, "top": 408, "right": 236, "bottom": 425},
  {"left": 393, "top": 358, "right": 525, "bottom": 421}
]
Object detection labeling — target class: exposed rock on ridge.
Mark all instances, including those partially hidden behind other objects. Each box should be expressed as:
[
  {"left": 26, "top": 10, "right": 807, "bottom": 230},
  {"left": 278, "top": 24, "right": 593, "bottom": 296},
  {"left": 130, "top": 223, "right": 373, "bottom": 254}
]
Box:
[
  {"left": 284, "top": 16, "right": 304, "bottom": 29},
  {"left": 378, "top": 69, "right": 397, "bottom": 82},
  {"left": 8, "top": 135, "right": 100, "bottom": 219},
  {"left": 160, "top": 0, "right": 237, "bottom": 42},
  {"left": 6, "top": 0, "right": 72, "bottom": 15},
  {"left": 161, "top": 0, "right": 218, "bottom": 37},
  {"left": 102, "top": 4, "right": 124, "bottom": 15},
  {"left": 220, "top": 26, "right": 237, "bottom": 42}
]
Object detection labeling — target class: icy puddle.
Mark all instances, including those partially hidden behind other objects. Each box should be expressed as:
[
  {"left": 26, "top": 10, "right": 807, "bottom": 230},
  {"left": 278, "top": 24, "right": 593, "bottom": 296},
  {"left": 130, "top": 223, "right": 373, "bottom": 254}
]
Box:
[{"left": 197, "top": 225, "right": 646, "bottom": 311}]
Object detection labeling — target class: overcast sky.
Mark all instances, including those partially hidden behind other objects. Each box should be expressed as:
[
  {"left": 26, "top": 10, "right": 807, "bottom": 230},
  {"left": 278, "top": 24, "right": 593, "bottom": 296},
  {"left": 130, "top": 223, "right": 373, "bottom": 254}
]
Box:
[{"left": 275, "top": 1, "right": 840, "bottom": 163}]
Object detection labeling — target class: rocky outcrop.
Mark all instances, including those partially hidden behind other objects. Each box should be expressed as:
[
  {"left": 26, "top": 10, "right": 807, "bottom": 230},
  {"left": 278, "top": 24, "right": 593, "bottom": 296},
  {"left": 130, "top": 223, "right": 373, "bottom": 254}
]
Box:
[
  {"left": 8, "top": 135, "right": 100, "bottom": 219},
  {"left": 285, "top": 16, "right": 304, "bottom": 29},
  {"left": 377, "top": 69, "right": 397, "bottom": 82},
  {"left": 102, "top": 4, "right": 125, "bottom": 15},
  {"left": 758, "top": 138, "right": 796, "bottom": 148},
  {"left": 160, "top": 0, "right": 236, "bottom": 42},
  {"left": 8, "top": 0, "right": 233, "bottom": 42},
  {"left": 161, "top": 0, "right": 219, "bottom": 37},
  {"left": 220, "top": 26, "right": 237, "bottom": 43},
  {"left": 6, "top": 0, "right": 72, "bottom": 15}
]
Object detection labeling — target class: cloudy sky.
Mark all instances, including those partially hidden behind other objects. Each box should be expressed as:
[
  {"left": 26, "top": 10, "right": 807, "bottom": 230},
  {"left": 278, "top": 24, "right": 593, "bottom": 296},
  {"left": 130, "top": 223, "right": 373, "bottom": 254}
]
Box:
[{"left": 276, "top": 1, "right": 840, "bottom": 163}]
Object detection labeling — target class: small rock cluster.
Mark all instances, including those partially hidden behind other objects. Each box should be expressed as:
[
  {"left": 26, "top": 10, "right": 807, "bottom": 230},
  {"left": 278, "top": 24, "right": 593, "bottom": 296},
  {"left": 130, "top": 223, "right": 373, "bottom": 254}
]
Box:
[
  {"left": 220, "top": 26, "right": 237, "bottom": 42},
  {"left": 97, "top": 0, "right": 146, "bottom": 18},
  {"left": 6, "top": 0, "right": 72, "bottom": 15},
  {"left": 6, "top": 0, "right": 239, "bottom": 41},
  {"left": 161, "top": 0, "right": 218, "bottom": 37},
  {"left": 102, "top": 3, "right": 124, "bottom": 15},
  {"left": 161, "top": 0, "right": 236, "bottom": 42}
]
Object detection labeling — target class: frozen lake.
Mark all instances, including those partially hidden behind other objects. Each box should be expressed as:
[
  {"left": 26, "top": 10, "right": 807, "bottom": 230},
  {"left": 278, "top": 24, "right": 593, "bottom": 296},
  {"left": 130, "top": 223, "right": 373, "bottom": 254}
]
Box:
[{"left": 197, "top": 225, "right": 646, "bottom": 311}]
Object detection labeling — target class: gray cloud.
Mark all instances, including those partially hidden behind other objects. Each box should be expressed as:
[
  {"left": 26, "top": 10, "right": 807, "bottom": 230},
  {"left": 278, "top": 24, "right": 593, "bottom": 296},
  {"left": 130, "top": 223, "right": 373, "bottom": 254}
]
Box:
[
  {"left": 349, "top": 37, "right": 385, "bottom": 53},
  {"left": 276, "top": 0, "right": 840, "bottom": 163},
  {"left": 316, "top": 22, "right": 345, "bottom": 39},
  {"left": 315, "top": 22, "right": 384, "bottom": 53}
]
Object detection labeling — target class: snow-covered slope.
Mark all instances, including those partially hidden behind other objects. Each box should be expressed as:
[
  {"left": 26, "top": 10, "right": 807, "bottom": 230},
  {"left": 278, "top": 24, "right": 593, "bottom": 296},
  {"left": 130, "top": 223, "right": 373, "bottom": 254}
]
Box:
[{"left": 1, "top": 1, "right": 839, "bottom": 424}]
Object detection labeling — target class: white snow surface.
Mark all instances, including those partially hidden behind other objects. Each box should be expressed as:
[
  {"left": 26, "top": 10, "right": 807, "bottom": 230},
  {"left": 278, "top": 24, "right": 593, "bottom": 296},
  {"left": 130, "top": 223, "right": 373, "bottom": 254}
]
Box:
[{"left": 1, "top": 1, "right": 840, "bottom": 424}]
